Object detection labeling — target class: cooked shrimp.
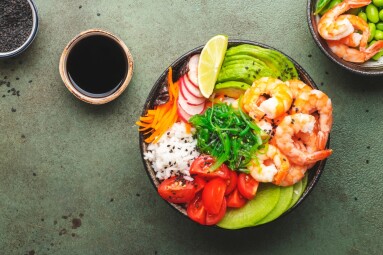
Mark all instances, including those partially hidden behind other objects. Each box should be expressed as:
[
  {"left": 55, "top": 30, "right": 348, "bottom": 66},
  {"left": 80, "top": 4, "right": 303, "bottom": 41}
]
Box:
[
  {"left": 276, "top": 164, "right": 308, "bottom": 187},
  {"left": 292, "top": 90, "right": 332, "bottom": 150},
  {"left": 275, "top": 113, "right": 333, "bottom": 165},
  {"left": 249, "top": 144, "right": 290, "bottom": 185},
  {"left": 327, "top": 40, "right": 383, "bottom": 63},
  {"left": 318, "top": 0, "right": 371, "bottom": 41},
  {"left": 286, "top": 80, "right": 313, "bottom": 100},
  {"left": 242, "top": 77, "right": 293, "bottom": 120},
  {"left": 338, "top": 32, "right": 363, "bottom": 48}
]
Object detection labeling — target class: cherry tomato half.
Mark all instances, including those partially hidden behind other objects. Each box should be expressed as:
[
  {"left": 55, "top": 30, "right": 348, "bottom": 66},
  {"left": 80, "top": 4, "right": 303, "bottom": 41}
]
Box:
[
  {"left": 158, "top": 176, "right": 196, "bottom": 204},
  {"left": 193, "top": 176, "right": 206, "bottom": 193},
  {"left": 187, "top": 192, "right": 206, "bottom": 225},
  {"left": 226, "top": 188, "right": 247, "bottom": 208},
  {"left": 237, "top": 173, "right": 259, "bottom": 200},
  {"left": 225, "top": 170, "right": 238, "bottom": 195},
  {"left": 206, "top": 197, "right": 227, "bottom": 225},
  {"left": 189, "top": 155, "right": 230, "bottom": 180},
  {"left": 202, "top": 178, "right": 227, "bottom": 214}
]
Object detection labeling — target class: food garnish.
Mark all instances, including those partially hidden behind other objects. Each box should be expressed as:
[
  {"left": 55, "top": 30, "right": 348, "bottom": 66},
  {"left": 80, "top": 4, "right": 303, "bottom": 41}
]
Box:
[
  {"left": 198, "top": 35, "right": 228, "bottom": 98},
  {"left": 136, "top": 67, "right": 179, "bottom": 143}
]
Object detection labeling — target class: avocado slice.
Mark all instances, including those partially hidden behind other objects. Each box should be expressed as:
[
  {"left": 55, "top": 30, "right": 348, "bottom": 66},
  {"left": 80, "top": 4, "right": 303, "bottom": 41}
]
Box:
[
  {"left": 225, "top": 44, "right": 299, "bottom": 81},
  {"left": 217, "top": 184, "right": 280, "bottom": 229},
  {"left": 222, "top": 54, "right": 265, "bottom": 66},
  {"left": 214, "top": 81, "right": 250, "bottom": 98},
  {"left": 286, "top": 173, "right": 308, "bottom": 210},
  {"left": 217, "top": 61, "right": 275, "bottom": 85},
  {"left": 253, "top": 185, "right": 294, "bottom": 226}
]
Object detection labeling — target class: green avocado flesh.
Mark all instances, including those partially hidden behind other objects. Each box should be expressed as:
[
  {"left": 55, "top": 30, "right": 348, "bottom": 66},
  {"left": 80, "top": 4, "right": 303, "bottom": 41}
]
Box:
[
  {"left": 213, "top": 44, "right": 299, "bottom": 98},
  {"left": 224, "top": 44, "right": 299, "bottom": 82},
  {"left": 253, "top": 185, "right": 294, "bottom": 226},
  {"left": 214, "top": 81, "right": 250, "bottom": 98},
  {"left": 217, "top": 184, "right": 280, "bottom": 229},
  {"left": 286, "top": 174, "right": 308, "bottom": 211}
]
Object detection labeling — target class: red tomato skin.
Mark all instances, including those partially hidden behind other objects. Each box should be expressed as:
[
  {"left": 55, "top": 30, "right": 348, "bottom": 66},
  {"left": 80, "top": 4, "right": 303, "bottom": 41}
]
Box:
[
  {"left": 193, "top": 176, "right": 206, "bottom": 193},
  {"left": 206, "top": 198, "right": 227, "bottom": 225},
  {"left": 158, "top": 176, "right": 196, "bottom": 204},
  {"left": 224, "top": 170, "right": 238, "bottom": 195},
  {"left": 189, "top": 155, "right": 230, "bottom": 180},
  {"left": 237, "top": 173, "right": 259, "bottom": 200},
  {"left": 202, "top": 178, "right": 227, "bottom": 214},
  {"left": 226, "top": 188, "right": 247, "bottom": 208},
  {"left": 187, "top": 192, "right": 206, "bottom": 225}
]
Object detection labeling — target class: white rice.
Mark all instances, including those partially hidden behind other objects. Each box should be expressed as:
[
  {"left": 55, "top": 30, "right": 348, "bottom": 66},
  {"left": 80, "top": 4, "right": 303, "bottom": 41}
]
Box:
[{"left": 144, "top": 122, "right": 200, "bottom": 181}]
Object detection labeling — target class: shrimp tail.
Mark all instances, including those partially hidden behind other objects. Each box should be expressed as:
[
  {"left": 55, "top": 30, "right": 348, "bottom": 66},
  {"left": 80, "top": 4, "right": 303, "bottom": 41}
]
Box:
[
  {"left": 306, "top": 149, "right": 333, "bottom": 165},
  {"left": 344, "top": 0, "right": 372, "bottom": 9}
]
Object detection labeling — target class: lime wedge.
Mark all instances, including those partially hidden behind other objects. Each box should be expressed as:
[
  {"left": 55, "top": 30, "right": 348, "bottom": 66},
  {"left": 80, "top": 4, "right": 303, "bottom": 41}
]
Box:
[
  {"left": 253, "top": 185, "right": 294, "bottom": 226},
  {"left": 198, "top": 35, "right": 228, "bottom": 98},
  {"left": 217, "top": 184, "right": 280, "bottom": 229}
]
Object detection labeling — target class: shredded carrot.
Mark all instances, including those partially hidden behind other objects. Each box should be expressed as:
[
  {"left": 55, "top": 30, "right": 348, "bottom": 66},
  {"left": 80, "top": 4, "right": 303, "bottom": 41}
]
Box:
[
  {"left": 184, "top": 122, "right": 192, "bottom": 134},
  {"left": 136, "top": 67, "right": 179, "bottom": 144}
]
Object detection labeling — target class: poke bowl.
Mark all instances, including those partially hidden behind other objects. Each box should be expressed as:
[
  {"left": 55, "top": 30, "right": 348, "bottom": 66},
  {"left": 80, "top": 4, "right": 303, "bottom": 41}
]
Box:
[
  {"left": 138, "top": 38, "right": 332, "bottom": 229},
  {"left": 308, "top": 0, "right": 383, "bottom": 75}
]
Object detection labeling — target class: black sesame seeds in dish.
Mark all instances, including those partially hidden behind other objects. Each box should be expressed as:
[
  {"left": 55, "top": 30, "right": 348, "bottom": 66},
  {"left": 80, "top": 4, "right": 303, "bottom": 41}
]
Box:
[{"left": 0, "top": 0, "right": 39, "bottom": 58}]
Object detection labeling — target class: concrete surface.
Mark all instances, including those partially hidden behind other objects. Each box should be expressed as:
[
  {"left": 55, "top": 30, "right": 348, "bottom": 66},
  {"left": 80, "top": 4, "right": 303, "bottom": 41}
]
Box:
[{"left": 1, "top": 0, "right": 383, "bottom": 254}]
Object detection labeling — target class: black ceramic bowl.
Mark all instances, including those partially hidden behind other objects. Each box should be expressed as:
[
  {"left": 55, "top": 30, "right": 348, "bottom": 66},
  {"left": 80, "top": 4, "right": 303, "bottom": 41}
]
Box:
[
  {"left": 0, "top": 0, "right": 39, "bottom": 59},
  {"left": 139, "top": 40, "right": 330, "bottom": 228},
  {"left": 307, "top": 0, "right": 383, "bottom": 75}
]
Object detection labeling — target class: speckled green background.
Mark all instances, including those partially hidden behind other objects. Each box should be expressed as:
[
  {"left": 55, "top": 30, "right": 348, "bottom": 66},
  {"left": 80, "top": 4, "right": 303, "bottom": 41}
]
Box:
[{"left": 1, "top": 0, "right": 383, "bottom": 254}]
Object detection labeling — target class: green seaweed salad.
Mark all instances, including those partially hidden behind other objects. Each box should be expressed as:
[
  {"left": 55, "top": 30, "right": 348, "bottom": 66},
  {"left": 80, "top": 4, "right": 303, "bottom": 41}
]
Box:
[{"left": 189, "top": 101, "right": 269, "bottom": 172}]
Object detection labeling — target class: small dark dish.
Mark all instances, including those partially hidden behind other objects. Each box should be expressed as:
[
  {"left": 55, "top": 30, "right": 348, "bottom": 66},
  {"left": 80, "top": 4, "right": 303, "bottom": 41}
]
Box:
[
  {"left": 139, "top": 40, "right": 330, "bottom": 227},
  {"left": 308, "top": 0, "right": 383, "bottom": 75},
  {"left": 0, "top": 0, "right": 39, "bottom": 59}
]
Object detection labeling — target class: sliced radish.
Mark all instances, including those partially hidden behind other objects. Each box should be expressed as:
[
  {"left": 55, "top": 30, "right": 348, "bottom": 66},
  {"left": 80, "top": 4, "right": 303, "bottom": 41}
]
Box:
[
  {"left": 186, "top": 72, "right": 198, "bottom": 88},
  {"left": 188, "top": 54, "right": 199, "bottom": 85},
  {"left": 184, "top": 74, "right": 203, "bottom": 98},
  {"left": 180, "top": 76, "right": 205, "bottom": 106},
  {"left": 178, "top": 92, "right": 205, "bottom": 116},
  {"left": 177, "top": 103, "right": 192, "bottom": 122}
]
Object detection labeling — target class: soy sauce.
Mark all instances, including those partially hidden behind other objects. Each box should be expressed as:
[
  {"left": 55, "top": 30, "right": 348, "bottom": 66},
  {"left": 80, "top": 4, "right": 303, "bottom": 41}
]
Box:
[{"left": 66, "top": 35, "right": 127, "bottom": 98}]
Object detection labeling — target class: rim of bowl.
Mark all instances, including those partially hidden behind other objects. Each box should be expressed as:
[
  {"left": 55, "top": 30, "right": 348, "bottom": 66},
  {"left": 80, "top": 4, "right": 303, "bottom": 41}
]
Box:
[
  {"left": 59, "top": 29, "right": 134, "bottom": 105},
  {"left": 139, "top": 39, "right": 329, "bottom": 228},
  {"left": 0, "top": 0, "right": 39, "bottom": 59},
  {"left": 307, "top": 0, "right": 383, "bottom": 76}
]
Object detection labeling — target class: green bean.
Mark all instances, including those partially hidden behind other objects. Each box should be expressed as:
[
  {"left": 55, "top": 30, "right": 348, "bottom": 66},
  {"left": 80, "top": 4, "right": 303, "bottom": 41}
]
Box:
[
  {"left": 374, "top": 30, "right": 383, "bottom": 40},
  {"left": 320, "top": 0, "right": 342, "bottom": 15},
  {"left": 373, "top": 0, "right": 383, "bottom": 7},
  {"left": 366, "top": 4, "right": 380, "bottom": 23},
  {"left": 369, "top": 23, "right": 376, "bottom": 42},
  {"left": 315, "top": 0, "right": 332, "bottom": 15},
  {"left": 358, "top": 12, "right": 368, "bottom": 22}
]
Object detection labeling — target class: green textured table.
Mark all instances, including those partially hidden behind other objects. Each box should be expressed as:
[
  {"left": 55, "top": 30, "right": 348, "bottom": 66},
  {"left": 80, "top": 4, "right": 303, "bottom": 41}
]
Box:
[{"left": 1, "top": 1, "right": 383, "bottom": 254}]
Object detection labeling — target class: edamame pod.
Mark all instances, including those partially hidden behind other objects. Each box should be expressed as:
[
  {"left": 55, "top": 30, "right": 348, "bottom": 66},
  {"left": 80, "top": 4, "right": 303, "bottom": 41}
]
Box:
[
  {"left": 379, "top": 9, "right": 383, "bottom": 21},
  {"left": 320, "top": 0, "right": 342, "bottom": 15},
  {"left": 315, "top": 0, "right": 332, "bottom": 15},
  {"left": 366, "top": 4, "right": 380, "bottom": 23}
]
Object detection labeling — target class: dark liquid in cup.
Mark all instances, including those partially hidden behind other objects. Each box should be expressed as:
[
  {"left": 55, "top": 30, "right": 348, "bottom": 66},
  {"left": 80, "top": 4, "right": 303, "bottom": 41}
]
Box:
[{"left": 66, "top": 35, "right": 127, "bottom": 98}]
